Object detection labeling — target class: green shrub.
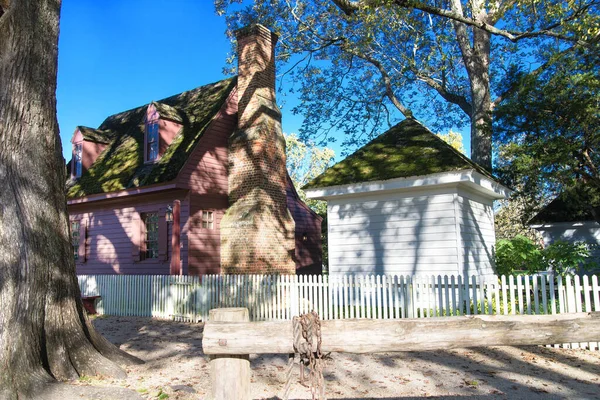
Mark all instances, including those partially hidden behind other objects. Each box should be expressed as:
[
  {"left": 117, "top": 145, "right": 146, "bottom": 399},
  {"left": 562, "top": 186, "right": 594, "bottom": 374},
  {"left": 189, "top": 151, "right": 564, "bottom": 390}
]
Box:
[
  {"left": 543, "top": 240, "right": 597, "bottom": 276},
  {"left": 495, "top": 235, "right": 543, "bottom": 275},
  {"left": 495, "top": 236, "right": 597, "bottom": 275}
]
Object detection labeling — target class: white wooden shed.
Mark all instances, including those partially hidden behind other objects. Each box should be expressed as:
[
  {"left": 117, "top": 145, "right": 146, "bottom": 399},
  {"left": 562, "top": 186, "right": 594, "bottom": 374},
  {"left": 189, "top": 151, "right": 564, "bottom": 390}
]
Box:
[
  {"left": 530, "top": 185, "right": 600, "bottom": 264},
  {"left": 304, "top": 119, "right": 511, "bottom": 277}
]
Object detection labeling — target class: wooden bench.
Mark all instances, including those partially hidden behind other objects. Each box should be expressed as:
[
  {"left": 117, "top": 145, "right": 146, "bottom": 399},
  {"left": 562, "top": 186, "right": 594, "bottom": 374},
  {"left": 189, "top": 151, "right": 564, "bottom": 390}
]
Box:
[{"left": 82, "top": 295, "right": 101, "bottom": 314}]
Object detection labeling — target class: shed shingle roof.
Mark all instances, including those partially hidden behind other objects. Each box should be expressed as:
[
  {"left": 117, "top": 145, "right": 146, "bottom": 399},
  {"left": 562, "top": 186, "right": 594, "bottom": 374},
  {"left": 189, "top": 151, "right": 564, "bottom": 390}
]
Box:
[
  {"left": 530, "top": 184, "right": 600, "bottom": 224},
  {"left": 304, "top": 118, "right": 492, "bottom": 190},
  {"left": 67, "top": 77, "right": 236, "bottom": 199}
]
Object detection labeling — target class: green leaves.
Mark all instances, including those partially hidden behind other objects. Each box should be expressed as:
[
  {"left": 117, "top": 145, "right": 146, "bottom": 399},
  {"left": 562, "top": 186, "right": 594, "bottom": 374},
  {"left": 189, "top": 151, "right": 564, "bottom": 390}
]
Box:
[
  {"left": 495, "top": 235, "right": 597, "bottom": 276},
  {"left": 285, "top": 132, "right": 335, "bottom": 216},
  {"left": 494, "top": 50, "right": 600, "bottom": 221}
]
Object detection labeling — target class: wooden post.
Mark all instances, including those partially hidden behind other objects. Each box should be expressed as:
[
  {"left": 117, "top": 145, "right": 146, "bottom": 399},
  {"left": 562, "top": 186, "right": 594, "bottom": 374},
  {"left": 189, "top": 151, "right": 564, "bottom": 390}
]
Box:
[
  {"left": 170, "top": 200, "right": 181, "bottom": 275},
  {"left": 209, "top": 308, "right": 250, "bottom": 400}
]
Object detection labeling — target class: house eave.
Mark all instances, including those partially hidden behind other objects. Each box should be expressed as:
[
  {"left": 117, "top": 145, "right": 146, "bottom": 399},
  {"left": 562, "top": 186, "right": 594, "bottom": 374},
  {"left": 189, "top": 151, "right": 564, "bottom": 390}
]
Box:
[
  {"left": 66, "top": 182, "right": 184, "bottom": 205},
  {"left": 305, "top": 169, "right": 512, "bottom": 201},
  {"left": 531, "top": 220, "right": 600, "bottom": 230}
]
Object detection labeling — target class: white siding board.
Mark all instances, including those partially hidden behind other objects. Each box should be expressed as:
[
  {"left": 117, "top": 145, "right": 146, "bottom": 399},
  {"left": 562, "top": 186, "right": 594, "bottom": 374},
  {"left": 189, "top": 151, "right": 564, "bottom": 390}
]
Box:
[
  {"left": 326, "top": 183, "right": 501, "bottom": 277},
  {"left": 331, "top": 224, "right": 457, "bottom": 237},
  {"left": 456, "top": 193, "right": 496, "bottom": 276},
  {"left": 330, "top": 242, "right": 458, "bottom": 253},
  {"left": 534, "top": 222, "right": 600, "bottom": 264},
  {"left": 328, "top": 189, "right": 460, "bottom": 276},
  {"left": 328, "top": 232, "right": 457, "bottom": 246},
  {"left": 331, "top": 215, "right": 457, "bottom": 227},
  {"left": 332, "top": 265, "right": 459, "bottom": 275}
]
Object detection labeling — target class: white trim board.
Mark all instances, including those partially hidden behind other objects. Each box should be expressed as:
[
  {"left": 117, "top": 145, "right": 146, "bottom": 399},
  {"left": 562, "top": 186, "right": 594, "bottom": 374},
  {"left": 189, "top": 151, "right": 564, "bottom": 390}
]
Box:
[{"left": 306, "top": 169, "right": 511, "bottom": 201}]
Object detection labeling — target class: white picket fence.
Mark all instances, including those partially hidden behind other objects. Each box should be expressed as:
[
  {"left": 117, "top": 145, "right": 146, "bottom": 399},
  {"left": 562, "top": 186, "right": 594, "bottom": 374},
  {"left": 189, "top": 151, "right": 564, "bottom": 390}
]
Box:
[{"left": 79, "top": 272, "right": 599, "bottom": 320}]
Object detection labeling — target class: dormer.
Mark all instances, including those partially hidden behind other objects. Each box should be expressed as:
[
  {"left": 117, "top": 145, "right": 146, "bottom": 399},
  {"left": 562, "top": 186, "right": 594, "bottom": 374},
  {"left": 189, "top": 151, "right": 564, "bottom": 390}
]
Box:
[
  {"left": 70, "top": 126, "right": 113, "bottom": 178},
  {"left": 71, "top": 129, "right": 84, "bottom": 178},
  {"left": 143, "top": 102, "right": 184, "bottom": 164}
]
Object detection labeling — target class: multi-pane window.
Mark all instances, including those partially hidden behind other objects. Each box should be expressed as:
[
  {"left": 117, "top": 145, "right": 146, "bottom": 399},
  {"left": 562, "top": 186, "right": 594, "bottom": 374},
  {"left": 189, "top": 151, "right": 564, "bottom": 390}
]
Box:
[
  {"left": 71, "top": 220, "right": 80, "bottom": 261},
  {"left": 145, "top": 121, "right": 159, "bottom": 162},
  {"left": 73, "top": 143, "right": 82, "bottom": 177},
  {"left": 202, "top": 211, "right": 214, "bottom": 229},
  {"left": 143, "top": 212, "right": 159, "bottom": 259}
]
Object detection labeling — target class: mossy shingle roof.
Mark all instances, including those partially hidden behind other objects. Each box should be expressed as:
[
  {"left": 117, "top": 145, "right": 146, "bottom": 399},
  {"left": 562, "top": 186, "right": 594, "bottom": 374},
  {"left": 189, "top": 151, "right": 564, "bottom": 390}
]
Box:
[
  {"left": 77, "top": 126, "right": 115, "bottom": 144},
  {"left": 530, "top": 184, "right": 600, "bottom": 224},
  {"left": 304, "top": 118, "right": 492, "bottom": 190},
  {"left": 67, "top": 77, "right": 236, "bottom": 199}
]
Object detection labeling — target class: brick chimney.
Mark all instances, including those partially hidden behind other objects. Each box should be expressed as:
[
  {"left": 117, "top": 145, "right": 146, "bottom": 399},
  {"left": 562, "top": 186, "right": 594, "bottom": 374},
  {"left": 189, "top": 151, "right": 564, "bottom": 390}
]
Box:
[{"left": 220, "top": 24, "right": 296, "bottom": 274}]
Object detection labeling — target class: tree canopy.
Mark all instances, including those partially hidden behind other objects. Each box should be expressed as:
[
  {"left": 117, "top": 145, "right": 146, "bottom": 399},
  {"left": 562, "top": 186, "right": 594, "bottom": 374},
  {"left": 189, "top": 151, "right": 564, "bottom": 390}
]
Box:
[
  {"left": 438, "top": 129, "right": 465, "bottom": 154},
  {"left": 494, "top": 49, "right": 600, "bottom": 222},
  {"left": 216, "top": 0, "right": 599, "bottom": 170},
  {"left": 285, "top": 133, "right": 335, "bottom": 216}
]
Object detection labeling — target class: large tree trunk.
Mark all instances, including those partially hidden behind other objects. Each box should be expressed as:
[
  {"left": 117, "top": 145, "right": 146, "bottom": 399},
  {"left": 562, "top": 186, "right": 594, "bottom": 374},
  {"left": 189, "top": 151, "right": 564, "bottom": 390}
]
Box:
[
  {"left": 468, "top": 25, "right": 493, "bottom": 171},
  {"left": 449, "top": 0, "right": 493, "bottom": 171},
  {"left": 0, "top": 1, "right": 141, "bottom": 398}
]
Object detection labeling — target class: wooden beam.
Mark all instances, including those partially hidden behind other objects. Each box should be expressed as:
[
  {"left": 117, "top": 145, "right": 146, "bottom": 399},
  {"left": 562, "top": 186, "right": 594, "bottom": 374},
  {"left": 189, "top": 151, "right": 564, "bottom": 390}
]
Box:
[{"left": 203, "top": 312, "right": 600, "bottom": 355}]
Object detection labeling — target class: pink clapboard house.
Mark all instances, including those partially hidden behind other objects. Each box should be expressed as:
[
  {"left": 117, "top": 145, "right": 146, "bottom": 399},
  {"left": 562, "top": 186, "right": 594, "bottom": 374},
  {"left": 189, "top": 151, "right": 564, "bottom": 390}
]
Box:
[{"left": 66, "top": 25, "right": 322, "bottom": 276}]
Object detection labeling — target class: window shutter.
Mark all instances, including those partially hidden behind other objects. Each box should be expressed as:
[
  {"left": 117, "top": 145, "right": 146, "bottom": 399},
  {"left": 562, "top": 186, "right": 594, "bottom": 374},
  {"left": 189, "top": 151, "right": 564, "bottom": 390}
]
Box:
[
  {"left": 158, "top": 208, "right": 168, "bottom": 261},
  {"left": 131, "top": 215, "right": 141, "bottom": 262},
  {"left": 78, "top": 221, "right": 87, "bottom": 262}
]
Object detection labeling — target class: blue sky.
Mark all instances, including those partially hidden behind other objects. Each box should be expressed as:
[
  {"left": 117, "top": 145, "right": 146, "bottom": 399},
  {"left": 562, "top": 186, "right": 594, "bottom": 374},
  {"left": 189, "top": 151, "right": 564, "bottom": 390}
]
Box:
[
  {"left": 57, "top": 0, "right": 315, "bottom": 161},
  {"left": 57, "top": 0, "right": 469, "bottom": 163}
]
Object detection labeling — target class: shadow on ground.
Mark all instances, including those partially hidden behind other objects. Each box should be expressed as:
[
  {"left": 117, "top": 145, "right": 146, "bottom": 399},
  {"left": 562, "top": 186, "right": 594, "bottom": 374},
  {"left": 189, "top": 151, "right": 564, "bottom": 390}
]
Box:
[{"left": 91, "top": 316, "right": 600, "bottom": 400}]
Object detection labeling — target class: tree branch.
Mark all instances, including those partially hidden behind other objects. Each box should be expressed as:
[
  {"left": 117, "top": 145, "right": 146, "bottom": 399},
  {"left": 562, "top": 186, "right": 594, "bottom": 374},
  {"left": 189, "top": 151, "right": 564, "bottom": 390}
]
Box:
[
  {"left": 393, "top": 0, "right": 596, "bottom": 47},
  {"left": 414, "top": 73, "right": 472, "bottom": 115},
  {"left": 448, "top": 0, "right": 473, "bottom": 63},
  {"left": 331, "top": 0, "right": 597, "bottom": 47},
  {"left": 489, "top": 0, "right": 517, "bottom": 25},
  {"left": 344, "top": 46, "right": 414, "bottom": 118},
  {"left": 331, "top": 0, "right": 360, "bottom": 15}
]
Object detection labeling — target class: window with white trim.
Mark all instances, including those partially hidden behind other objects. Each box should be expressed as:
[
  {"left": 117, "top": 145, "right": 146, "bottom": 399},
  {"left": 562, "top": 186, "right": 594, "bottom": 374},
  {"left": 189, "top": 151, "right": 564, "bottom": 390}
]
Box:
[
  {"left": 142, "top": 212, "right": 159, "bottom": 259},
  {"left": 202, "top": 211, "right": 214, "bottom": 229}
]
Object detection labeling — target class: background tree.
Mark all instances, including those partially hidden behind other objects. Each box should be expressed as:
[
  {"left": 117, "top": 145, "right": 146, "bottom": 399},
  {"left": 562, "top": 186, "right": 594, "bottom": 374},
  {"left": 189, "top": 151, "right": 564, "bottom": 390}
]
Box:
[
  {"left": 286, "top": 133, "right": 335, "bottom": 268},
  {"left": 494, "top": 49, "right": 600, "bottom": 223},
  {"left": 0, "top": 1, "right": 140, "bottom": 397},
  {"left": 494, "top": 197, "right": 542, "bottom": 241},
  {"left": 286, "top": 133, "right": 335, "bottom": 215},
  {"left": 216, "top": 0, "right": 599, "bottom": 170},
  {"left": 438, "top": 129, "right": 466, "bottom": 154}
]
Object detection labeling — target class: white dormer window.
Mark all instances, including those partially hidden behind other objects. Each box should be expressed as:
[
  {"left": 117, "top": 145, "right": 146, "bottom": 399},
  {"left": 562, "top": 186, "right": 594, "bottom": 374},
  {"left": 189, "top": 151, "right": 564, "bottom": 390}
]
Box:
[{"left": 73, "top": 142, "right": 82, "bottom": 178}]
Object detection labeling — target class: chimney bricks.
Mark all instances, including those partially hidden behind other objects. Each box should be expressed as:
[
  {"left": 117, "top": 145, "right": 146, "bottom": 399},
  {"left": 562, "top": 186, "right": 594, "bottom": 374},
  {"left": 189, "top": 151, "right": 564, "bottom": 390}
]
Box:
[{"left": 220, "top": 24, "right": 296, "bottom": 274}]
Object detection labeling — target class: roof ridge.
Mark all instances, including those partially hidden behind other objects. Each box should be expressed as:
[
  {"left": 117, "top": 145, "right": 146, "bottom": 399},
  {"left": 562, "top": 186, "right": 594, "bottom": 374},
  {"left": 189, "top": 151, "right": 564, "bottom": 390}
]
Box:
[{"left": 98, "top": 76, "right": 236, "bottom": 129}]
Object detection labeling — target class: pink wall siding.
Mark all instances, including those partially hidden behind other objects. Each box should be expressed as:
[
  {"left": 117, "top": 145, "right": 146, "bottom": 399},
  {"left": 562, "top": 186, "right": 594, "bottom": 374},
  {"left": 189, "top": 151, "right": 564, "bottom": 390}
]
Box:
[
  {"left": 82, "top": 140, "right": 107, "bottom": 174},
  {"left": 178, "top": 89, "right": 237, "bottom": 275},
  {"left": 69, "top": 86, "right": 323, "bottom": 276},
  {"left": 69, "top": 190, "right": 189, "bottom": 275},
  {"left": 286, "top": 179, "right": 323, "bottom": 274},
  {"left": 70, "top": 129, "right": 108, "bottom": 176},
  {"left": 159, "top": 119, "right": 182, "bottom": 156}
]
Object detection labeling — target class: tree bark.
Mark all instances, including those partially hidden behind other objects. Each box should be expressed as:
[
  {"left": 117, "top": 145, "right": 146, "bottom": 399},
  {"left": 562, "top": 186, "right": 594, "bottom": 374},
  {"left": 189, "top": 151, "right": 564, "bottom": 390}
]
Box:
[
  {"left": 0, "top": 1, "right": 141, "bottom": 398},
  {"left": 449, "top": 0, "right": 493, "bottom": 171},
  {"left": 468, "top": 26, "right": 493, "bottom": 171}
]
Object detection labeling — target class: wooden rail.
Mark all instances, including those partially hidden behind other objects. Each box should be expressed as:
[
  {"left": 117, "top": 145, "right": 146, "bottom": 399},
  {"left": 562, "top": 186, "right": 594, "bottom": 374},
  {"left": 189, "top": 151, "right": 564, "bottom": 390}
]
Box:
[{"left": 203, "top": 311, "right": 600, "bottom": 355}]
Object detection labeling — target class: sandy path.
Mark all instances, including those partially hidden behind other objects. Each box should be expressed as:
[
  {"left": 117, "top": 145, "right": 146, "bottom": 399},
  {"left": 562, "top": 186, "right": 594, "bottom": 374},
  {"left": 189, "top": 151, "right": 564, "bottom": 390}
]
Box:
[{"left": 82, "top": 316, "right": 600, "bottom": 399}]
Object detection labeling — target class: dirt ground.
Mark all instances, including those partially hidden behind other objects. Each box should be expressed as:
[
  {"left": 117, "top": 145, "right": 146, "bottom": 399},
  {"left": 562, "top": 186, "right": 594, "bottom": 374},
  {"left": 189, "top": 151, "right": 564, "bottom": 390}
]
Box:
[{"left": 59, "top": 316, "right": 600, "bottom": 399}]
